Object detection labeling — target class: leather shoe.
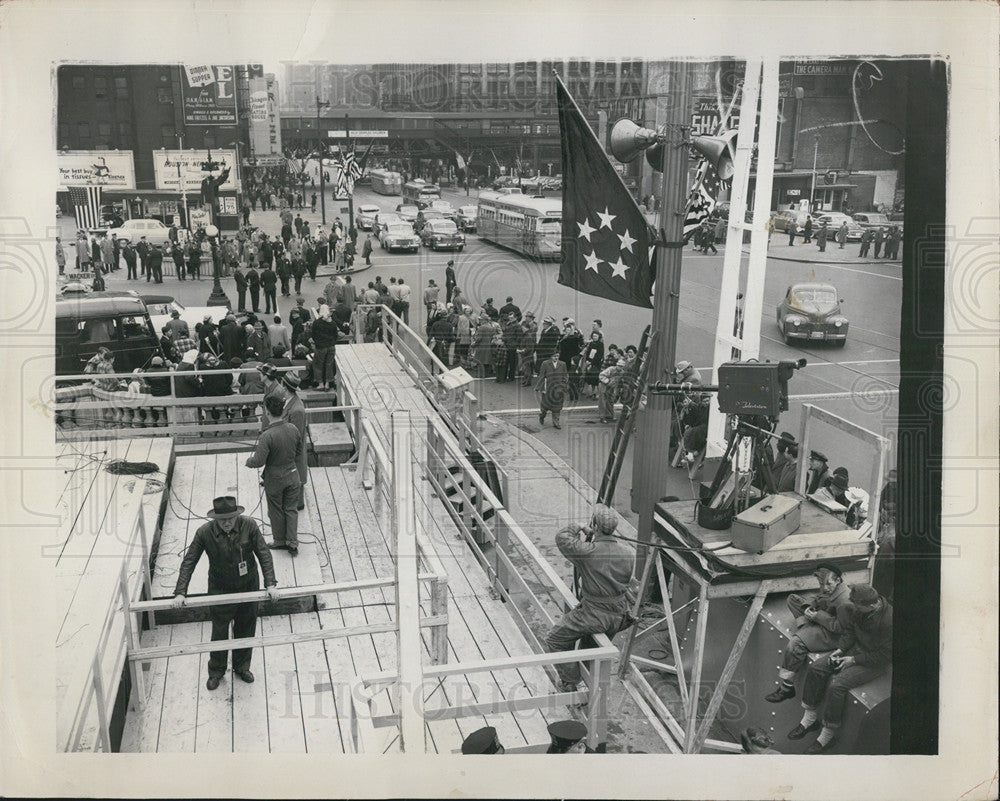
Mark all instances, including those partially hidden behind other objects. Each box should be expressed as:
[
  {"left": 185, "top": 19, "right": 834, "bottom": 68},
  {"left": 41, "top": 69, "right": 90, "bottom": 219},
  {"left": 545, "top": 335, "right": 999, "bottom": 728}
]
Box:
[
  {"left": 787, "top": 720, "right": 821, "bottom": 740},
  {"left": 206, "top": 675, "right": 221, "bottom": 691},
  {"left": 805, "top": 737, "right": 834, "bottom": 754},
  {"left": 765, "top": 684, "right": 796, "bottom": 703},
  {"left": 553, "top": 422, "right": 561, "bottom": 429},
  {"left": 538, "top": 413, "right": 545, "bottom": 425},
  {"left": 235, "top": 669, "right": 255, "bottom": 684},
  {"left": 287, "top": 547, "right": 298, "bottom": 557},
  {"left": 268, "top": 542, "right": 288, "bottom": 550}
]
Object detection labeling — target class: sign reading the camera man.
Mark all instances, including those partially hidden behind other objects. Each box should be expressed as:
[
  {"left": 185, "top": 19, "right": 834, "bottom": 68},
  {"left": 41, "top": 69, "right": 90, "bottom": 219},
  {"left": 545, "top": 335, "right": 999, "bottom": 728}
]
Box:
[{"left": 182, "top": 65, "right": 238, "bottom": 125}]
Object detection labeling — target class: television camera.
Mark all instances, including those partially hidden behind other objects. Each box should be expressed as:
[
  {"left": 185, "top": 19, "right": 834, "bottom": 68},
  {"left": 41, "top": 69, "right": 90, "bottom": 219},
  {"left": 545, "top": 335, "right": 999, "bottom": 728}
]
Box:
[{"left": 649, "top": 358, "right": 807, "bottom": 529}]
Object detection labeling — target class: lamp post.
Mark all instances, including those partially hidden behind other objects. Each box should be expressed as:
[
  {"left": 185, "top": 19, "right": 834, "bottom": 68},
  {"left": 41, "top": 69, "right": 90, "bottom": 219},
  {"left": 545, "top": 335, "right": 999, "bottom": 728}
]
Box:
[
  {"left": 316, "top": 97, "right": 330, "bottom": 225},
  {"left": 204, "top": 223, "right": 231, "bottom": 308},
  {"left": 810, "top": 133, "right": 820, "bottom": 212}
]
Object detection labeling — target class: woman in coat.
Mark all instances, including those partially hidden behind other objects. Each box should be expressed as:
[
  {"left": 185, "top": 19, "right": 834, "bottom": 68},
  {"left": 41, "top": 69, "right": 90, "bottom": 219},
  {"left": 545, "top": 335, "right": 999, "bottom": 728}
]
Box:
[
  {"left": 471, "top": 315, "right": 499, "bottom": 376},
  {"left": 579, "top": 332, "right": 605, "bottom": 398}
]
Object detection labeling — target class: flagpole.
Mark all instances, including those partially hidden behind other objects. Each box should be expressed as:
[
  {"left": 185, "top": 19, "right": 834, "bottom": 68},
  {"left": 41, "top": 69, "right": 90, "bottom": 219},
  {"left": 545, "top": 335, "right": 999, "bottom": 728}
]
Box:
[{"left": 630, "top": 60, "right": 692, "bottom": 571}]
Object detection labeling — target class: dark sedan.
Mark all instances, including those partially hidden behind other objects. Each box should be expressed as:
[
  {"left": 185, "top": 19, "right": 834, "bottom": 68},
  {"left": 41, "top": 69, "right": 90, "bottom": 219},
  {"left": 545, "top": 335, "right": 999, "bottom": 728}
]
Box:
[{"left": 776, "top": 282, "right": 849, "bottom": 346}]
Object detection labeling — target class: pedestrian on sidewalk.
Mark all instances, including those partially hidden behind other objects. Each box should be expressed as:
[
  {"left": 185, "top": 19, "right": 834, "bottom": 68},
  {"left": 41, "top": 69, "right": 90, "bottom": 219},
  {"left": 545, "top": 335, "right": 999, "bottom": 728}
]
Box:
[
  {"left": 803, "top": 217, "right": 813, "bottom": 243},
  {"left": 873, "top": 227, "right": 884, "bottom": 258},
  {"left": 836, "top": 223, "right": 848, "bottom": 249},
  {"left": 445, "top": 259, "right": 457, "bottom": 302},
  {"left": 362, "top": 234, "right": 373, "bottom": 266},
  {"left": 535, "top": 350, "right": 569, "bottom": 429},
  {"left": 816, "top": 223, "right": 828, "bottom": 252},
  {"left": 859, "top": 229, "right": 872, "bottom": 258},
  {"left": 787, "top": 220, "right": 797, "bottom": 246},
  {"left": 886, "top": 226, "right": 901, "bottom": 259},
  {"left": 170, "top": 495, "right": 278, "bottom": 691},
  {"left": 56, "top": 237, "right": 66, "bottom": 275}
]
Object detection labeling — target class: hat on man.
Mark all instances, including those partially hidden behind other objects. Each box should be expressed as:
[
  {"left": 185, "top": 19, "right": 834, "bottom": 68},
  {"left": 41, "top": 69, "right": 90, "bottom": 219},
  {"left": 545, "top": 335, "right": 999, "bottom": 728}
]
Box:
[
  {"left": 850, "top": 584, "right": 880, "bottom": 605},
  {"left": 832, "top": 466, "right": 849, "bottom": 480},
  {"left": 150, "top": 355, "right": 164, "bottom": 366},
  {"left": 259, "top": 363, "right": 277, "bottom": 380},
  {"left": 810, "top": 451, "right": 829, "bottom": 464},
  {"left": 831, "top": 473, "right": 849, "bottom": 492},
  {"left": 506, "top": 296, "right": 513, "bottom": 302},
  {"left": 207, "top": 495, "right": 244, "bottom": 519},
  {"left": 592, "top": 503, "right": 619, "bottom": 534},
  {"left": 546, "top": 720, "right": 588, "bottom": 753},
  {"left": 524, "top": 311, "right": 535, "bottom": 318},
  {"left": 461, "top": 726, "right": 503, "bottom": 755},
  {"left": 447, "top": 259, "right": 454, "bottom": 266},
  {"left": 779, "top": 431, "right": 796, "bottom": 444},
  {"left": 563, "top": 317, "right": 576, "bottom": 326},
  {"left": 230, "top": 357, "right": 243, "bottom": 368},
  {"left": 281, "top": 371, "right": 302, "bottom": 391},
  {"left": 675, "top": 360, "right": 692, "bottom": 373},
  {"left": 813, "top": 562, "right": 843, "bottom": 579},
  {"left": 170, "top": 310, "right": 181, "bottom": 318},
  {"left": 543, "top": 315, "right": 555, "bottom": 324}
]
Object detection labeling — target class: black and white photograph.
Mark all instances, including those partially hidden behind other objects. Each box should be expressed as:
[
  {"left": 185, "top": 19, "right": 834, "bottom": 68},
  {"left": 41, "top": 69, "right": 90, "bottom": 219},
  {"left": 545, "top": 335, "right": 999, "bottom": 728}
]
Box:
[{"left": 0, "top": 2, "right": 996, "bottom": 799}]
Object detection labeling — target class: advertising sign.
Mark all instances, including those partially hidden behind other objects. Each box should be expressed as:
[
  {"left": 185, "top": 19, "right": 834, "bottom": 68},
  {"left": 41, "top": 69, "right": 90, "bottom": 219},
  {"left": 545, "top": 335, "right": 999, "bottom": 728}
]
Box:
[
  {"left": 793, "top": 61, "right": 854, "bottom": 76},
  {"left": 326, "top": 130, "right": 389, "bottom": 139},
  {"left": 691, "top": 97, "right": 785, "bottom": 142},
  {"left": 58, "top": 150, "right": 136, "bottom": 190},
  {"left": 152, "top": 150, "right": 238, "bottom": 192},
  {"left": 182, "top": 65, "right": 237, "bottom": 125},
  {"left": 248, "top": 74, "right": 282, "bottom": 158},
  {"left": 221, "top": 196, "right": 238, "bottom": 215}
]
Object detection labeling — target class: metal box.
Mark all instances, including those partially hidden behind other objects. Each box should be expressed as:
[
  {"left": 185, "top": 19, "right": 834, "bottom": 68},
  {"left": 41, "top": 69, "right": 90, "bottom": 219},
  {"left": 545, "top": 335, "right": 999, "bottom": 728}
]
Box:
[{"left": 730, "top": 494, "right": 801, "bottom": 552}]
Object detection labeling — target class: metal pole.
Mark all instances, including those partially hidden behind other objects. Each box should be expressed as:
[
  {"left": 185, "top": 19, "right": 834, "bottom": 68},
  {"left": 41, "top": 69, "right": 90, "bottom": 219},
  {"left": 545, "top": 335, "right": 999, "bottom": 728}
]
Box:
[
  {"left": 810, "top": 134, "right": 819, "bottom": 212},
  {"left": 317, "top": 96, "right": 327, "bottom": 226},
  {"left": 630, "top": 60, "right": 691, "bottom": 571},
  {"left": 176, "top": 133, "right": 189, "bottom": 231},
  {"left": 345, "top": 113, "right": 355, "bottom": 230}
]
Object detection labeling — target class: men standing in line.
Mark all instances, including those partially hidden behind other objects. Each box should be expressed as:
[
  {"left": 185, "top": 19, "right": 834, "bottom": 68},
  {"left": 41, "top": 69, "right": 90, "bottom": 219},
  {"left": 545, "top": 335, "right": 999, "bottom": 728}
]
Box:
[
  {"left": 787, "top": 220, "right": 797, "bottom": 246},
  {"left": 517, "top": 311, "right": 538, "bottom": 386},
  {"left": 171, "top": 495, "right": 278, "bottom": 691},
  {"left": 246, "top": 264, "right": 261, "bottom": 313},
  {"left": 790, "top": 584, "right": 893, "bottom": 753},
  {"left": 100, "top": 233, "right": 115, "bottom": 274},
  {"left": 233, "top": 263, "right": 248, "bottom": 312},
  {"left": 535, "top": 349, "right": 569, "bottom": 429},
  {"left": 246, "top": 394, "right": 303, "bottom": 556},
  {"left": 836, "top": 222, "right": 848, "bottom": 249},
  {"left": 261, "top": 264, "right": 278, "bottom": 314},
  {"left": 147, "top": 242, "right": 164, "bottom": 283},
  {"left": 859, "top": 228, "right": 872, "bottom": 258},
  {"left": 445, "top": 259, "right": 457, "bottom": 303},
  {"left": 136, "top": 236, "right": 150, "bottom": 277},
  {"left": 535, "top": 315, "right": 560, "bottom": 376},
  {"left": 310, "top": 306, "right": 339, "bottom": 391},
  {"left": 764, "top": 564, "right": 852, "bottom": 703},
  {"left": 872, "top": 226, "right": 885, "bottom": 258},
  {"left": 815, "top": 223, "right": 828, "bottom": 252},
  {"left": 802, "top": 216, "right": 813, "bottom": 244},
  {"left": 545, "top": 504, "right": 634, "bottom": 692}
]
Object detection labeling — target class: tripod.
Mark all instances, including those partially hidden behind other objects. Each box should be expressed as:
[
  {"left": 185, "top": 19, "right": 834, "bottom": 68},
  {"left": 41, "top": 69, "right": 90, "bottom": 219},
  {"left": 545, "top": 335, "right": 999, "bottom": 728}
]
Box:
[{"left": 699, "top": 415, "right": 779, "bottom": 523}]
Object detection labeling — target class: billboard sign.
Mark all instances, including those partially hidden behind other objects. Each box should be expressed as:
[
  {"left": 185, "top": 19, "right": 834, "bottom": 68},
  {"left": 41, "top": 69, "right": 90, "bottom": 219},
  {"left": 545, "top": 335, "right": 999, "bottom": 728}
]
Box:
[
  {"left": 152, "top": 149, "right": 238, "bottom": 192},
  {"left": 182, "top": 65, "right": 237, "bottom": 125},
  {"left": 58, "top": 150, "right": 136, "bottom": 190},
  {"left": 326, "top": 130, "right": 389, "bottom": 139},
  {"left": 248, "top": 74, "right": 282, "bottom": 158}
]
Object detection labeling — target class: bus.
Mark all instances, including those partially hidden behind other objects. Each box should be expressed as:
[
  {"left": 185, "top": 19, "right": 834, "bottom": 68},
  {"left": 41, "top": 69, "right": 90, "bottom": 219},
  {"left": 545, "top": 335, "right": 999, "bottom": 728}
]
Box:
[
  {"left": 369, "top": 168, "right": 403, "bottom": 196},
  {"left": 402, "top": 179, "right": 441, "bottom": 208},
  {"left": 477, "top": 191, "right": 563, "bottom": 260}
]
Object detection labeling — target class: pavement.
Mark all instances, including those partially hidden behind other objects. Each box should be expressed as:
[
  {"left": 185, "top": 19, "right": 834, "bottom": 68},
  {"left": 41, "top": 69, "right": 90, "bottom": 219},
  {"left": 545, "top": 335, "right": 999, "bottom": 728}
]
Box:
[{"left": 749, "top": 237, "right": 902, "bottom": 266}]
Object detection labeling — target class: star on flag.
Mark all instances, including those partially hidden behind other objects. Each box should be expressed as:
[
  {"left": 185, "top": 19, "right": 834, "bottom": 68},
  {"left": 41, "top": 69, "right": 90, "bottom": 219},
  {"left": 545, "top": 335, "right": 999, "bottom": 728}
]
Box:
[
  {"left": 596, "top": 207, "right": 617, "bottom": 230},
  {"left": 583, "top": 249, "right": 602, "bottom": 272},
  {"left": 578, "top": 217, "right": 596, "bottom": 241},
  {"left": 608, "top": 255, "right": 630, "bottom": 279},
  {"left": 617, "top": 229, "right": 636, "bottom": 253}
]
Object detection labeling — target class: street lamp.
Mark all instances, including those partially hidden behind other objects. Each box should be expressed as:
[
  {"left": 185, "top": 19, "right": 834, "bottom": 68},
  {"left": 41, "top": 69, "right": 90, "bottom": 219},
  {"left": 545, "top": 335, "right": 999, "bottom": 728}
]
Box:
[
  {"left": 204, "top": 223, "right": 231, "bottom": 309},
  {"left": 316, "top": 97, "right": 330, "bottom": 225}
]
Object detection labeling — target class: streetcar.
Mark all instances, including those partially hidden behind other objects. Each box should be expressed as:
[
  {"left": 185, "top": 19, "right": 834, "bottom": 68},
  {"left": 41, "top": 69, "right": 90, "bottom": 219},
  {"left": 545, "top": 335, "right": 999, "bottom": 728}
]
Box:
[
  {"left": 402, "top": 179, "right": 441, "bottom": 209},
  {"left": 369, "top": 168, "right": 403, "bottom": 196},
  {"left": 476, "top": 190, "right": 563, "bottom": 260}
]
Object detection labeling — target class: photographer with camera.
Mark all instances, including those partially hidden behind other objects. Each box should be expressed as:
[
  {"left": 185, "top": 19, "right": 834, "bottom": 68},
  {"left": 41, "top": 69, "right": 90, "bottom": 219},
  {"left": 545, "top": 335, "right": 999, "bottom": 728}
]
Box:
[{"left": 545, "top": 504, "right": 635, "bottom": 694}]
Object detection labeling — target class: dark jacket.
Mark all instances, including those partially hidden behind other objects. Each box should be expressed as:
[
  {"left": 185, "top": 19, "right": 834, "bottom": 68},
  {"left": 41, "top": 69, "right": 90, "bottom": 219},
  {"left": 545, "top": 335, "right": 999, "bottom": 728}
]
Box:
[
  {"left": 202, "top": 369, "right": 233, "bottom": 397},
  {"left": 311, "top": 317, "right": 339, "bottom": 349},
  {"left": 219, "top": 322, "right": 245, "bottom": 362},
  {"left": 555, "top": 528, "right": 634, "bottom": 610},
  {"left": 144, "top": 366, "right": 173, "bottom": 397},
  {"left": 173, "top": 516, "right": 276, "bottom": 594},
  {"left": 172, "top": 362, "right": 202, "bottom": 398},
  {"left": 260, "top": 268, "right": 277, "bottom": 290},
  {"left": 838, "top": 600, "right": 893, "bottom": 669},
  {"left": 246, "top": 419, "right": 301, "bottom": 482},
  {"left": 535, "top": 323, "right": 560, "bottom": 358}
]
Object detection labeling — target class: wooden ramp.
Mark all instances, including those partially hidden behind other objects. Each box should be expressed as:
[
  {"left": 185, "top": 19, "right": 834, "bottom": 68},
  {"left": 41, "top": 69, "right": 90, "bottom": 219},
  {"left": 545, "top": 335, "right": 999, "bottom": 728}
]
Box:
[{"left": 122, "top": 461, "right": 566, "bottom": 754}]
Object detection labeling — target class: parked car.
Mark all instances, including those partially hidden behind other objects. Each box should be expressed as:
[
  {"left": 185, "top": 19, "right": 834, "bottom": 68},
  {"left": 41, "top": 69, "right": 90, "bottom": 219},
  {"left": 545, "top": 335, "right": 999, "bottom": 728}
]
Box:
[
  {"left": 418, "top": 219, "right": 466, "bottom": 251},
  {"left": 812, "top": 212, "right": 863, "bottom": 241},
  {"left": 776, "top": 282, "right": 849, "bottom": 346},
  {"left": 108, "top": 218, "right": 171, "bottom": 244},
  {"left": 851, "top": 212, "right": 890, "bottom": 229},
  {"left": 456, "top": 205, "right": 478, "bottom": 232},
  {"left": 143, "top": 294, "right": 246, "bottom": 338},
  {"left": 769, "top": 209, "right": 813, "bottom": 233},
  {"left": 380, "top": 223, "right": 420, "bottom": 253},
  {"left": 355, "top": 204, "right": 381, "bottom": 231},
  {"left": 55, "top": 290, "right": 160, "bottom": 377},
  {"left": 395, "top": 204, "right": 419, "bottom": 223},
  {"left": 374, "top": 212, "right": 406, "bottom": 234}
]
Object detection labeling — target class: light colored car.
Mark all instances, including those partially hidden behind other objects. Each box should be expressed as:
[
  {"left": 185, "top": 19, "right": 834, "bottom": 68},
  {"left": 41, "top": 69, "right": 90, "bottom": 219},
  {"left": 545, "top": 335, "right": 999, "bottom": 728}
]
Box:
[
  {"left": 852, "top": 212, "right": 891, "bottom": 229},
  {"left": 812, "top": 212, "right": 863, "bottom": 241},
  {"left": 418, "top": 219, "right": 465, "bottom": 251},
  {"left": 456, "top": 205, "right": 478, "bottom": 232},
  {"left": 374, "top": 212, "right": 405, "bottom": 234},
  {"left": 145, "top": 295, "right": 244, "bottom": 338},
  {"left": 776, "top": 282, "right": 849, "bottom": 346},
  {"left": 395, "top": 204, "right": 419, "bottom": 223},
  {"left": 355, "top": 204, "right": 381, "bottom": 231},
  {"left": 428, "top": 199, "right": 455, "bottom": 216},
  {"left": 109, "top": 218, "right": 171, "bottom": 244},
  {"left": 380, "top": 223, "right": 420, "bottom": 253}
]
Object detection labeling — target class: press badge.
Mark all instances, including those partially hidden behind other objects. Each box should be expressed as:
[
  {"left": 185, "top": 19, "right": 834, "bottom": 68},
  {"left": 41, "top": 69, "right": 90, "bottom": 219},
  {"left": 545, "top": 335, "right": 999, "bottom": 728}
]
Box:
[{"left": 238, "top": 560, "right": 248, "bottom": 577}]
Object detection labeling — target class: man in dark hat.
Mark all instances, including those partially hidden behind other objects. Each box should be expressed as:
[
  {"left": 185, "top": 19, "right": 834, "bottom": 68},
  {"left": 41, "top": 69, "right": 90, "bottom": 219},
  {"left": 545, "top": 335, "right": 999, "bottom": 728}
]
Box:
[
  {"left": 772, "top": 431, "right": 797, "bottom": 476},
  {"left": 765, "top": 563, "right": 851, "bottom": 703},
  {"left": 171, "top": 495, "right": 278, "bottom": 690},
  {"left": 534, "top": 349, "right": 569, "bottom": 429},
  {"left": 445, "top": 259, "right": 457, "bottom": 303},
  {"left": 460, "top": 726, "right": 504, "bottom": 755},
  {"left": 165, "top": 309, "right": 189, "bottom": 340},
  {"left": 280, "top": 371, "right": 308, "bottom": 511},
  {"left": 247, "top": 394, "right": 303, "bottom": 556},
  {"left": 546, "top": 720, "right": 588, "bottom": 753},
  {"left": 546, "top": 504, "right": 634, "bottom": 693},
  {"left": 805, "top": 451, "right": 830, "bottom": 494},
  {"left": 791, "top": 584, "right": 893, "bottom": 753}
]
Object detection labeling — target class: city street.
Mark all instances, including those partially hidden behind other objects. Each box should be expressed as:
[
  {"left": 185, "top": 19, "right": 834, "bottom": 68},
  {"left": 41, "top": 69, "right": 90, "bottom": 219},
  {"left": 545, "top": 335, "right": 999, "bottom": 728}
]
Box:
[{"left": 60, "top": 178, "right": 901, "bottom": 514}]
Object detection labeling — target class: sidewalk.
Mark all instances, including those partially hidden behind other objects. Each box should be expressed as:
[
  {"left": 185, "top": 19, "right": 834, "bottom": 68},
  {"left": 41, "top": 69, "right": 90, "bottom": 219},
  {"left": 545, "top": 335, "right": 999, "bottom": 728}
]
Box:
[{"left": 748, "top": 238, "right": 902, "bottom": 267}]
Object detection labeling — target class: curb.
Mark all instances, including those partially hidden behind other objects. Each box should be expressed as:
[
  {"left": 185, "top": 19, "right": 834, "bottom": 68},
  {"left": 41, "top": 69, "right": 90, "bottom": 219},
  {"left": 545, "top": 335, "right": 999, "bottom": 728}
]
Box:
[{"left": 741, "top": 247, "right": 901, "bottom": 267}]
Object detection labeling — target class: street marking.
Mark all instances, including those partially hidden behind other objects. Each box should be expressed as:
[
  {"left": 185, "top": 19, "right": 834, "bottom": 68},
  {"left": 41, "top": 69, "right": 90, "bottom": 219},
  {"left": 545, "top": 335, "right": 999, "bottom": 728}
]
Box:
[
  {"left": 789, "top": 390, "right": 899, "bottom": 400},
  {"left": 823, "top": 263, "right": 902, "bottom": 281}
]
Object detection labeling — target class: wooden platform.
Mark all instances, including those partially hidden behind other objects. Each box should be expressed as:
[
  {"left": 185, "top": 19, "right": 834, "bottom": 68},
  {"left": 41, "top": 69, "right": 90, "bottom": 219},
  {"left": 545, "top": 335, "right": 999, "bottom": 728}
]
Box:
[
  {"left": 56, "top": 436, "right": 173, "bottom": 751},
  {"left": 121, "top": 461, "right": 566, "bottom": 753}
]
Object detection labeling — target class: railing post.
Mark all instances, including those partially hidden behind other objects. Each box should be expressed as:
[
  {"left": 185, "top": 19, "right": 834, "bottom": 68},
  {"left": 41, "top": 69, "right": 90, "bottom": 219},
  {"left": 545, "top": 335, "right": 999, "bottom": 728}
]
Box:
[
  {"left": 137, "top": 511, "right": 155, "bottom": 629},
  {"left": 430, "top": 576, "right": 449, "bottom": 665},
  {"left": 586, "top": 655, "right": 611, "bottom": 752},
  {"left": 91, "top": 653, "right": 112, "bottom": 752},
  {"left": 493, "top": 515, "right": 510, "bottom": 598},
  {"left": 119, "top": 565, "right": 145, "bottom": 711}
]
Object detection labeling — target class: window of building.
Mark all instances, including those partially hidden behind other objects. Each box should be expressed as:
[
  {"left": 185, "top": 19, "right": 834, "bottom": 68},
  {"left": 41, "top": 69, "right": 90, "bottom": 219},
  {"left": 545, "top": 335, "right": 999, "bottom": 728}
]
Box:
[
  {"left": 94, "top": 76, "right": 108, "bottom": 98},
  {"left": 97, "top": 123, "right": 111, "bottom": 138},
  {"left": 77, "top": 122, "right": 90, "bottom": 139},
  {"left": 114, "top": 76, "right": 129, "bottom": 99}
]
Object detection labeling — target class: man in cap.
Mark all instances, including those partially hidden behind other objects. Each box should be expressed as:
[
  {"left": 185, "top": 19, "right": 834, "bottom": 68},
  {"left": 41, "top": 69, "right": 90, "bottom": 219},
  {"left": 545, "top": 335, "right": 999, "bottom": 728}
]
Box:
[
  {"left": 165, "top": 309, "right": 189, "bottom": 340},
  {"left": 445, "top": 259, "right": 457, "bottom": 303},
  {"left": 546, "top": 720, "right": 588, "bottom": 753},
  {"left": 791, "top": 584, "right": 893, "bottom": 753},
  {"left": 805, "top": 451, "right": 830, "bottom": 495},
  {"left": 765, "top": 562, "right": 851, "bottom": 703},
  {"left": 171, "top": 495, "right": 278, "bottom": 690},
  {"left": 534, "top": 314, "right": 560, "bottom": 374},
  {"left": 517, "top": 311, "right": 538, "bottom": 385},
  {"left": 246, "top": 394, "right": 303, "bottom": 556},
  {"left": 673, "top": 360, "right": 703, "bottom": 388},
  {"left": 280, "top": 371, "right": 309, "bottom": 511},
  {"left": 534, "top": 349, "right": 569, "bottom": 429},
  {"left": 460, "top": 726, "right": 504, "bottom": 755},
  {"left": 545, "top": 504, "right": 635, "bottom": 693},
  {"left": 772, "top": 431, "right": 797, "bottom": 477}
]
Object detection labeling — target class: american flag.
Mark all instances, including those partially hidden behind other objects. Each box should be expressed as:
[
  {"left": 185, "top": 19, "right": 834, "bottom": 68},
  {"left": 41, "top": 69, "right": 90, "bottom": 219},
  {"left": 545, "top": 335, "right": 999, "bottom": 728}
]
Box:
[
  {"left": 69, "top": 185, "right": 102, "bottom": 230},
  {"left": 683, "top": 161, "right": 727, "bottom": 237}
]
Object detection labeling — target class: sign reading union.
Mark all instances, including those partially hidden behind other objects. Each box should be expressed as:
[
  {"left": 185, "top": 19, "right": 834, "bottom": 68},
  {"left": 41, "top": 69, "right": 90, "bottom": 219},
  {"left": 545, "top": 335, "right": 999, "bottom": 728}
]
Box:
[
  {"left": 182, "top": 65, "right": 238, "bottom": 125},
  {"left": 58, "top": 150, "right": 136, "bottom": 190},
  {"left": 152, "top": 149, "right": 238, "bottom": 192}
]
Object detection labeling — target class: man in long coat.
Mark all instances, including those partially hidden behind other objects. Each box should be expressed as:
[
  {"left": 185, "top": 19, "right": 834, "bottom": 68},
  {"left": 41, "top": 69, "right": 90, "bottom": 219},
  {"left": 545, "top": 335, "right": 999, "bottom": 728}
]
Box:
[{"left": 534, "top": 350, "right": 569, "bottom": 429}]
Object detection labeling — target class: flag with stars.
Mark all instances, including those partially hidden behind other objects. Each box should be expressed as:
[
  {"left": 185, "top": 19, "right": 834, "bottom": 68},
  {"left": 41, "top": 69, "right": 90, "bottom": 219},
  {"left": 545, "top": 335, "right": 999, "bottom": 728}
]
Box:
[
  {"left": 684, "top": 159, "right": 728, "bottom": 237},
  {"left": 556, "top": 75, "right": 656, "bottom": 309}
]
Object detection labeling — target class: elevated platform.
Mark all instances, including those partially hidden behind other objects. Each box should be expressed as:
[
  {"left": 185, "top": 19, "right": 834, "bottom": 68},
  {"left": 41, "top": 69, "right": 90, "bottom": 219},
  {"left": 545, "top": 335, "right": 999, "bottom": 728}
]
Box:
[{"left": 121, "top": 460, "right": 565, "bottom": 754}]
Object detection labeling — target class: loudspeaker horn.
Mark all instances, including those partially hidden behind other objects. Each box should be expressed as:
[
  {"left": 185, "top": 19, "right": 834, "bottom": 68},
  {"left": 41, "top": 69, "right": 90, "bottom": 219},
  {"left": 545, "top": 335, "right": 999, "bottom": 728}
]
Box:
[
  {"left": 645, "top": 142, "right": 664, "bottom": 170},
  {"left": 609, "top": 119, "right": 662, "bottom": 163},
  {"left": 691, "top": 130, "right": 737, "bottom": 180}
]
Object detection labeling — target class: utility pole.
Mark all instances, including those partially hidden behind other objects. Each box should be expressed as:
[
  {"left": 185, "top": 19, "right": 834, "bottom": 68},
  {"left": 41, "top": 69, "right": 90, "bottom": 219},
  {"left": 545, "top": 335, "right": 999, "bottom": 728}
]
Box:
[
  {"left": 810, "top": 133, "right": 819, "bottom": 212},
  {"left": 630, "top": 60, "right": 691, "bottom": 570},
  {"left": 316, "top": 96, "right": 329, "bottom": 225},
  {"left": 175, "top": 132, "right": 189, "bottom": 231}
]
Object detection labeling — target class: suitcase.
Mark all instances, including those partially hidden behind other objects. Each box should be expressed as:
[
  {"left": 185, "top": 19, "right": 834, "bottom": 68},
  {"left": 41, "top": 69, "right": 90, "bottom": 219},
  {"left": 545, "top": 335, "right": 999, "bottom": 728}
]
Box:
[{"left": 730, "top": 494, "right": 802, "bottom": 553}]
